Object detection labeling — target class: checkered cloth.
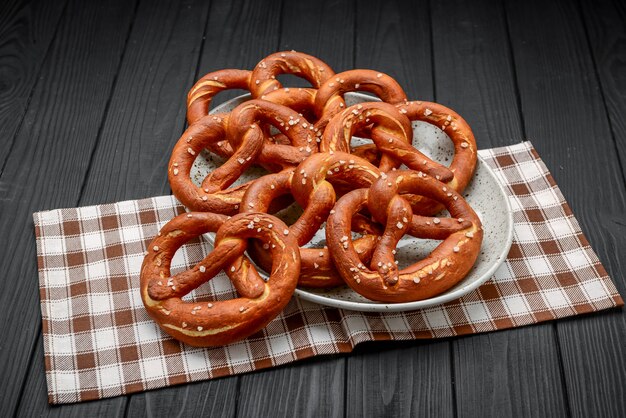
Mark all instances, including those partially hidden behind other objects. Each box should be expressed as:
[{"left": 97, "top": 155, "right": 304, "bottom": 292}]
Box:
[{"left": 34, "top": 142, "right": 622, "bottom": 404}]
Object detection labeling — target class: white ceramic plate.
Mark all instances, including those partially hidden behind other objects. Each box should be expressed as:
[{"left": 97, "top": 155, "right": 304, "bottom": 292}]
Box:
[{"left": 191, "top": 93, "right": 514, "bottom": 312}]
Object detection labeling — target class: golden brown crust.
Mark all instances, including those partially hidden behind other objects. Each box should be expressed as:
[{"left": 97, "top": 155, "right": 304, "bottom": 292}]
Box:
[
  {"left": 240, "top": 156, "right": 379, "bottom": 288},
  {"left": 322, "top": 101, "right": 453, "bottom": 179},
  {"left": 313, "top": 69, "right": 408, "bottom": 130},
  {"left": 226, "top": 99, "right": 317, "bottom": 169},
  {"left": 164, "top": 51, "right": 485, "bottom": 323},
  {"left": 396, "top": 101, "right": 478, "bottom": 214},
  {"left": 140, "top": 212, "right": 300, "bottom": 347},
  {"left": 187, "top": 69, "right": 252, "bottom": 125},
  {"left": 326, "top": 171, "right": 483, "bottom": 303},
  {"left": 249, "top": 51, "right": 335, "bottom": 98},
  {"left": 168, "top": 114, "right": 252, "bottom": 215}
]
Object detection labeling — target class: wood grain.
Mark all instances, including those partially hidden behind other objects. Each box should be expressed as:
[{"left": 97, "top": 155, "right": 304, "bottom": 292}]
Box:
[
  {"left": 430, "top": 0, "right": 524, "bottom": 148},
  {"left": 278, "top": 0, "right": 354, "bottom": 71},
  {"left": 194, "top": 0, "right": 284, "bottom": 105},
  {"left": 347, "top": 1, "right": 454, "bottom": 416},
  {"left": 347, "top": 341, "right": 454, "bottom": 417},
  {"left": 79, "top": 0, "right": 211, "bottom": 205},
  {"left": 0, "top": 0, "right": 67, "bottom": 167},
  {"left": 505, "top": 0, "right": 626, "bottom": 416},
  {"left": 355, "top": 0, "right": 433, "bottom": 101},
  {"left": 13, "top": 0, "right": 218, "bottom": 416},
  {"left": 431, "top": 1, "right": 568, "bottom": 416},
  {"left": 0, "top": 0, "right": 137, "bottom": 414},
  {"left": 452, "top": 328, "right": 568, "bottom": 418},
  {"left": 234, "top": 1, "right": 354, "bottom": 416},
  {"left": 127, "top": 379, "right": 238, "bottom": 418},
  {"left": 126, "top": 0, "right": 284, "bottom": 415},
  {"left": 238, "top": 356, "right": 346, "bottom": 418},
  {"left": 578, "top": 0, "right": 626, "bottom": 181}
]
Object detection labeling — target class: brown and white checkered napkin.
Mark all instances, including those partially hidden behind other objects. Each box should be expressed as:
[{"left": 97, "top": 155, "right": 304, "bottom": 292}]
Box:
[{"left": 34, "top": 142, "right": 623, "bottom": 404}]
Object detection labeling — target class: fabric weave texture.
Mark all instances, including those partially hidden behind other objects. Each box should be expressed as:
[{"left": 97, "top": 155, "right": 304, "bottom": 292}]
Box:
[{"left": 33, "top": 142, "right": 623, "bottom": 404}]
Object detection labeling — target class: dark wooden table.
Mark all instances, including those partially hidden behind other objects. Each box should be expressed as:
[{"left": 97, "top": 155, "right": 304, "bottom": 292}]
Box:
[{"left": 1, "top": 0, "right": 624, "bottom": 416}]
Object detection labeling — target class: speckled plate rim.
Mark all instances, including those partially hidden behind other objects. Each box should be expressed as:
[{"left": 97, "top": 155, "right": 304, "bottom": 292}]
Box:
[{"left": 293, "top": 156, "right": 514, "bottom": 312}]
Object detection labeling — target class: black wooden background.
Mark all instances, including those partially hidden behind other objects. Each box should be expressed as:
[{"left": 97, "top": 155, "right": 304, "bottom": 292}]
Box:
[{"left": 1, "top": 0, "right": 624, "bottom": 416}]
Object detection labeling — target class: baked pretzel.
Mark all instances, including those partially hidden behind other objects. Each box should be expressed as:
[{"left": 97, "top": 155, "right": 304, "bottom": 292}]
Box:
[
  {"left": 196, "top": 88, "right": 321, "bottom": 161},
  {"left": 313, "top": 69, "right": 408, "bottom": 130},
  {"left": 262, "top": 87, "right": 321, "bottom": 142},
  {"left": 240, "top": 154, "right": 382, "bottom": 287},
  {"left": 140, "top": 211, "right": 300, "bottom": 347},
  {"left": 226, "top": 98, "right": 317, "bottom": 169},
  {"left": 322, "top": 101, "right": 453, "bottom": 180},
  {"left": 249, "top": 51, "right": 335, "bottom": 98},
  {"left": 395, "top": 101, "right": 478, "bottom": 214},
  {"left": 169, "top": 114, "right": 253, "bottom": 215},
  {"left": 171, "top": 97, "right": 321, "bottom": 213},
  {"left": 187, "top": 69, "right": 252, "bottom": 125},
  {"left": 326, "top": 170, "right": 483, "bottom": 302}
]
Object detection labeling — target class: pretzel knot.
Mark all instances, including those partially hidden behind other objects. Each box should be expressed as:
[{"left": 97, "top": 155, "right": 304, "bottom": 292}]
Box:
[
  {"left": 249, "top": 51, "right": 335, "bottom": 98},
  {"left": 395, "top": 101, "right": 478, "bottom": 214},
  {"left": 170, "top": 98, "right": 321, "bottom": 214},
  {"left": 140, "top": 212, "right": 300, "bottom": 347},
  {"left": 242, "top": 152, "right": 382, "bottom": 287},
  {"left": 169, "top": 114, "right": 250, "bottom": 215},
  {"left": 227, "top": 99, "right": 317, "bottom": 168},
  {"left": 326, "top": 170, "right": 483, "bottom": 303},
  {"left": 313, "top": 69, "right": 408, "bottom": 131},
  {"left": 322, "top": 101, "right": 453, "bottom": 179}
]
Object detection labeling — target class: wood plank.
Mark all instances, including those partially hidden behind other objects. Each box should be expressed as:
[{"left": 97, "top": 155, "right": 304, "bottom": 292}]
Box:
[
  {"left": 452, "top": 328, "right": 568, "bottom": 418},
  {"left": 504, "top": 0, "right": 626, "bottom": 416},
  {"left": 234, "top": 1, "right": 353, "bottom": 416},
  {"left": 13, "top": 0, "right": 226, "bottom": 416},
  {"left": 0, "top": 0, "right": 67, "bottom": 166},
  {"left": 346, "top": 1, "right": 454, "bottom": 417},
  {"left": 579, "top": 0, "right": 626, "bottom": 181},
  {"left": 347, "top": 341, "right": 453, "bottom": 417},
  {"left": 79, "top": 0, "right": 211, "bottom": 206},
  {"left": 238, "top": 356, "right": 346, "bottom": 418},
  {"left": 0, "top": 0, "right": 137, "bottom": 414},
  {"left": 195, "top": 0, "right": 284, "bottom": 105},
  {"left": 127, "top": 379, "right": 238, "bottom": 418},
  {"left": 278, "top": 0, "right": 354, "bottom": 72},
  {"left": 127, "top": 0, "right": 284, "bottom": 415},
  {"left": 356, "top": 0, "right": 433, "bottom": 102},
  {"left": 430, "top": 1, "right": 568, "bottom": 416},
  {"left": 430, "top": 0, "right": 524, "bottom": 147}
]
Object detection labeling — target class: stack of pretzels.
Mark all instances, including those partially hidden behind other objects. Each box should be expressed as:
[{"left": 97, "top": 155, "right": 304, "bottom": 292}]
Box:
[{"left": 140, "top": 51, "right": 483, "bottom": 347}]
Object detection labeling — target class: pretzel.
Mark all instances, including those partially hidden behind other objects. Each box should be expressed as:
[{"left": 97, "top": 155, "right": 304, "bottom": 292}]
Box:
[
  {"left": 196, "top": 88, "right": 321, "bottom": 161},
  {"left": 261, "top": 87, "right": 320, "bottom": 138},
  {"left": 169, "top": 114, "right": 253, "bottom": 214},
  {"left": 140, "top": 211, "right": 300, "bottom": 347},
  {"left": 322, "top": 101, "right": 453, "bottom": 180},
  {"left": 171, "top": 97, "right": 323, "bottom": 213},
  {"left": 240, "top": 154, "right": 381, "bottom": 287},
  {"left": 187, "top": 69, "right": 252, "bottom": 125},
  {"left": 187, "top": 50, "right": 333, "bottom": 152},
  {"left": 226, "top": 98, "right": 317, "bottom": 169},
  {"left": 313, "top": 69, "right": 408, "bottom": 130},
  {"left": 249, "top": 51, "right": 335, "bottom": 98},
  {"left": 395, "top": 101, "right": 478, "bottom": 214},
  {"left": 326, "top": 170, "right": 483, "bottom": 302}
]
